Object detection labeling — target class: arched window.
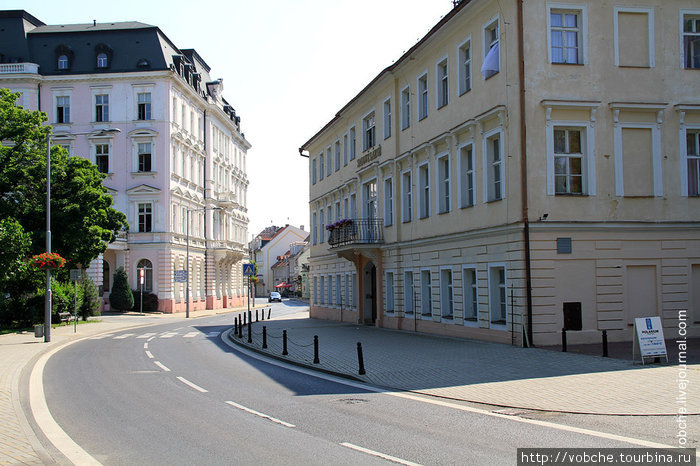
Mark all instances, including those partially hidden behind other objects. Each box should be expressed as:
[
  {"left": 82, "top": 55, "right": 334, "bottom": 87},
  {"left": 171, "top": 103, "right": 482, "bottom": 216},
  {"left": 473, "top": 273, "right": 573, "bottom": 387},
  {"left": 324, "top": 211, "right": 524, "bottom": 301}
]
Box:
[
  {"left": 136, "top": 259, "right": 153, "bottom": 292},
  {"left": 58, "top": 54, "right": 69, "bottom": 70},
  {"left": 102, "top": 261, "right": 111, "bottom": 292},
  {"left": 97, "top": 52, "right": 108, "bottom": 68}
]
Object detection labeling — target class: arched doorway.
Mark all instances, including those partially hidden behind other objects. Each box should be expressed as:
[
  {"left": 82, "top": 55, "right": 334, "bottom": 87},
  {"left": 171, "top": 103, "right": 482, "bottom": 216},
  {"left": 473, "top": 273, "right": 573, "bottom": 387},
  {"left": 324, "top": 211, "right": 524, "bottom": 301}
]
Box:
[{"left": 363, "top": 262, "right": 377, "bottom": 324}]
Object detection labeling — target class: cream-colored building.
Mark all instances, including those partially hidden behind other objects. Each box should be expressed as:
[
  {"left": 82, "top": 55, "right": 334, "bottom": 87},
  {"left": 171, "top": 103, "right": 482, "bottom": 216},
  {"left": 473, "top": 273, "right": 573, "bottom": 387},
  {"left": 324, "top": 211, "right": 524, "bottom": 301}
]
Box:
[{"left": 300, "top": 0, "right": 700, "bottom": 346}]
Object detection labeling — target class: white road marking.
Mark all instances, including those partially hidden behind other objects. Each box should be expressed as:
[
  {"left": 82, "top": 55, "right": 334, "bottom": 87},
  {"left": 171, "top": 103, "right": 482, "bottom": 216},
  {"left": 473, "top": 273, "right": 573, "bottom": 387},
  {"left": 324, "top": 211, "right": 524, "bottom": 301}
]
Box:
[
  {"left": 207, "top": 331, "right": 220, "bottom": 337},
  {"left": 147, "top": 336, "right": 155, "bottom": 342},
  {"left": 222, "top": 329, "right": 686, "bottom": 453},
  {"left": 177, "top": 376, "right": 208, "bottom": 393},
  {"left": 340, "top": 442, "right": 421, "bottom": 466},
  {"left": 143, "top": 342, "right": 148, "bottom": 349},
  {"left": 183, "top": 331, "right": 199, "bottom": 338},
  {"left": 137, "top": 333, "right": 156, "bottom": 339},
  {"left": 113, "top": 333, "right": 134, "bottom": 339},
  {"left": 88, "top": 334, "right": 113, "bottom": 340},
  {"left": 145, "top": 351, "right": 154, "bottom": 359},
  {"left": 225, "top": 401, "right": 295, "bottom": 428},
  {"left": 159, "top": 332, "right": 177, "bottom": 338},
  {"left": 153, "top": 361, "right": 170, "bottom": 372}
]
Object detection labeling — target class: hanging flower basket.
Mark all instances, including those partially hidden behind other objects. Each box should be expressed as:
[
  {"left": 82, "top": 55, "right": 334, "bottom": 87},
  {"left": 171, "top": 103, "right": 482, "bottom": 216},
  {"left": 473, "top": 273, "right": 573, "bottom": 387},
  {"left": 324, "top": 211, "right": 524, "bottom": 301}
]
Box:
[{"left": 30, "top": 252, "right": 66, "bottom": 270}]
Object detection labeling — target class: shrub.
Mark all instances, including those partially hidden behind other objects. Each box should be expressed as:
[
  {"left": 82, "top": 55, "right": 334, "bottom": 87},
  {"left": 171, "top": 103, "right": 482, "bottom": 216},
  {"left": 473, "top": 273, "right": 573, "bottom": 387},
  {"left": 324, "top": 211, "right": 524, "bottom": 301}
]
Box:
[
  {"left": 131, "top": 291, "right": 159, "bottom": 313},
  {"left": 110, "top": 267, "right": 134, "bottom": 311},
  {"left": 79, "top": 276, "right": 101, "bottom": 320}
]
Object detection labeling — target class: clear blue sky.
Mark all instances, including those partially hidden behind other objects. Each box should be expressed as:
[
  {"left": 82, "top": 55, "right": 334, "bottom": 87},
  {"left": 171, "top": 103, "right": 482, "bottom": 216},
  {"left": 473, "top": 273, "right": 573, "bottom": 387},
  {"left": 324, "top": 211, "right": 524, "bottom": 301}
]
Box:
[{"left": 6, "top": 0, "right": 454, "bottom": 237}]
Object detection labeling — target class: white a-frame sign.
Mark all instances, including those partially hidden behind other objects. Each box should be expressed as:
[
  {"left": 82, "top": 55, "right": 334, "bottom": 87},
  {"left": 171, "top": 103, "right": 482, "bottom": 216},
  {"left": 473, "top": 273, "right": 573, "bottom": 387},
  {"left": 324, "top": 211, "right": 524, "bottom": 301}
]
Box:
[{"left": 632, "top": 316, "right": 668, "bottom": 364}]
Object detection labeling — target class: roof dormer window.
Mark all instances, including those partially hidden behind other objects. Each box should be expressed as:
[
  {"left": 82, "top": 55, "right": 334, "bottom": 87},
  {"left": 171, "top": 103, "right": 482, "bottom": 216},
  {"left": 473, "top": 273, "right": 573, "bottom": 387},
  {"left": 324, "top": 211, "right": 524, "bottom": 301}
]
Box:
[
  {"left": 94, "top": 43, "right": 113, "bottom": 70},
  {"left": 97, "top": 53, "right": 108, "bottom": 68},
  {"left": 58, "top": 55, "right": 69, "bottom": 70}
]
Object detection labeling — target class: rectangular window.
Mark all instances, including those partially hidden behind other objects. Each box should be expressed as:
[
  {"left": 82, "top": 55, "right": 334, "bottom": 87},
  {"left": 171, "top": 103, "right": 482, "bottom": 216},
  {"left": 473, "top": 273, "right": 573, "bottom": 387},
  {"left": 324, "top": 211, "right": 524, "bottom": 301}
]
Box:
[
  {"left": 386, "top": 272, "right": 395, "bottom": 312},
  {"left": 95, "top": 144, "right": 109, "bottom": 173},
  {"left": 482, "top": 19, "right": 500, "bottom": 78},
  {"left": 312, "top": 158, "right": 317, "bottom": 185},
  {"left": 383, "top": 98, "right": 392, "bottom": 139},
  {"left": 138, "top": 143, "right": 152, "bottom": 172},
  {"left": 683, "top": 13, "right": 700, "bottom": 69},
  {"left": 343, "top": 134, "right": 349, "bottom": 166},
  {"left": 95, "top": 94, "right": 109, "bottom": 122},
  {"left": 554, "top": 128, "right": 584, "bottom": 194},
  {"left": 56, "top": 96, "right": 70, "bottom": 123},
  {"left": 352, "top": 273, "right": 357, "bottom": 307},
  {"left": 440, "top": 269, "right": 453, "bottom": 319},
  {"left": 336, "top": 275, "right": 342, "bottom": 306},
  {"left": 137, "top": 92, "right": 152, "bottom": 120},
  {"left": 438, "top": 155, "right": 450, "bottom": 214},
  {"left": 320, "top": 276, "right": 325, "bottom": 304},
  {"left": 362, "top": 112, "right": 376, "bottom": 151},
  {"left": 312, "top": 212, "right": 317, "bottom": 244},
  {"left": 326, "top": 147, "right": 332, "bottom": 176},
  {"left": 418, "top": 163, "right": 430, "bottom": 218},
  {"left": 686, "top": 130, "right": 700, "bottom": 196},
  {"left": 343, "top": 197, "right": 349, "bottom": 219},
  {"left": 138, "top": 203, "right": 152, "bottom": 232},
  {"left": 384, "top": 178, "right": 393, "bottom": 226},
  {"left": 550, "top": 9, "right": 583, "bottom": 64},
  {"left": 349, "top": 127, "right": 357, "bottom": 160},
  {"left": 327, "top": 275, "right": 333, "bottom": 306},
  {"left": 335, "top": 201, "right": 341, "bottom": 223},
  {"left": 345, "top": 274, "right": 350, "bottom": 309},
  {"left": 418, "top": 74, "right": 428, "bottom": 120},
  {"left": 401, "top": 171, "right": 412, "bottom": 222},
  {"left": 401, "top": 87, "right": 411, "bottom": 130},
  {"left": 313, "top": 277, "right": 318, "bottom": 304},
  {"left": 485, "top": 132, "right": 503, "bottom": 201},
  {"left": 458, "top": 39, "right": 472, "bottom": 95},
  {"left": 363, "top": 180, "right": 377, "bottom": 219},
  {"left": 614, "top": 8, "right": 654, "bottom": 67},
  {"left": 349, "top": 193, "right": 357, "bottom": 219},
  {"left": 459, "top": 144, "right": 475, "bottom": 207},
  {"left": 462, "top": 268, "right": 478, "bottom": 322},
  {"left": 319, "top": 152, "right": 324, "bottom": 180},
  {"left": 489, "top": 266, "right": 507, "bottom": 325},
  {"left": 403, "top": 271, "right": 414, "bottom": 314},
  {"left": 437, "top": 59, "right": 448, "bottom": 108},
  {"left": 334, "top": 140, "right": 341, "bottom": 172},
  {"left": 420, "top": 269, "right": 432, "bottom": 317},
  {"left": 326, "top": 206, "right": 332, "bottom": 241}
]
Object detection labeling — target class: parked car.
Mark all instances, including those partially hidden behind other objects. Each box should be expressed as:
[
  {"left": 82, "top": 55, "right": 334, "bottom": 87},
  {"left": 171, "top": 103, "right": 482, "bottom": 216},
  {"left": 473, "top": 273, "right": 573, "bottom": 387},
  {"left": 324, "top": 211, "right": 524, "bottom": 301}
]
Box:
[{"left": 268, "top": 292, "right": 282, "bottom": 302}]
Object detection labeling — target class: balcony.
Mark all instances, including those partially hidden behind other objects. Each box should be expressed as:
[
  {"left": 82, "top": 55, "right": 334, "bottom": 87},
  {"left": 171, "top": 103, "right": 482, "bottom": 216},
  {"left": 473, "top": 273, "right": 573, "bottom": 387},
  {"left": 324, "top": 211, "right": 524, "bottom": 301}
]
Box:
[
  {"left": 328, "top": 218, "right": 384, "bottom": 248},
  {"left": 0, "top": 63, "right": 39, "bottom": 74}
]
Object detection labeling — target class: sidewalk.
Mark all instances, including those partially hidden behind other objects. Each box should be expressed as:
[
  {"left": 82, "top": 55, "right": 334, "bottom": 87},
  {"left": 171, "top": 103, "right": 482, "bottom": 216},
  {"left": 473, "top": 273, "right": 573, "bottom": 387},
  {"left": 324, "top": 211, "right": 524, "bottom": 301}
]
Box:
[{"left": 229, "top": 309, "right": 700, "bottom": 416}]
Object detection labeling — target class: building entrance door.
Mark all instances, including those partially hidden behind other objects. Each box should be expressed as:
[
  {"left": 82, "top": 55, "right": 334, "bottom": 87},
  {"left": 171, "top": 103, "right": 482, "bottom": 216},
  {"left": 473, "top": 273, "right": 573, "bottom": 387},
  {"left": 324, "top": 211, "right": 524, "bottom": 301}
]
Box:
[{"left": 363, "top": 262, "right": 377, "bottom": 324}]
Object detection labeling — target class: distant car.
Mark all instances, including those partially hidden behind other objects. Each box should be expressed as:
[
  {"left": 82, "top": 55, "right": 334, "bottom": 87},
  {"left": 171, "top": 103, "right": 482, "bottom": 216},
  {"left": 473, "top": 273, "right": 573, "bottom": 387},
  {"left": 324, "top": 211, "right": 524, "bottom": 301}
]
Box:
[{"left": 268, "top": 292, "right": 282, "bottom": 302}]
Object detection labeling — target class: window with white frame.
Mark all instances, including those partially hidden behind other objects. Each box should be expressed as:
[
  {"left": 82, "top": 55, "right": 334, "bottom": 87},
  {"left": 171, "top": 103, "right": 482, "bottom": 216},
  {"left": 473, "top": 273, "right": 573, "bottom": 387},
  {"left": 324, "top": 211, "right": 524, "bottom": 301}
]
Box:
[
  {"left": 320, "top": 276, "right": 325, "bottom": 304},
  {"left": 326, "top": 147, "right": 332, "bottom": 176},
  {"left": 95, "top": 94, "right": 109, "bottom": 122},
  {"left": 138, "top": 203, "right": 152, "bottom": 232},
  {"left": 343, "top": 134, "right": 349, "bottom": 166},
  {"left": 489, "top": 265, "right": 507, "bottom": 325},
  {"left": 384, "top": 177, "right": 393, "bottom": 226},
  {"left": 418, "top": 163, "right": 430, "bottom": 218},
  {"left": 418, "top": 74, "right": 428, "bottom": 120},
  {"left": 137, "top": 92, "right": 152, "bottom": 120},
  {"left": 335, "top": 201, "right": 341, "bottom": 223},
  {"left": 484, "top": 131, "right": 503, "bottom": 201},
  {"left": 420, "top": 269, "right": 432, "bottom": 316},
  {"left": 462, "top": 267, "right": 478, "bottom": 322},
  {"left": 319, "top": 152, "right": 324, "bottom": 180},
  {"left": 312, "top": 212, "right": 317, "bottom": 244},
  {"left": 362, "top": 112, "right": 376, "bottom": 151},
  {"left": 326, "top": 206, "right": 332, "bottom": 241},
  {"left": 549, "top": 7, "right": 584, "bottom": 64},
  {"left": 312, "top": 158, "right": 317, "bottom": 185},
  {"left": 403, "top": 271, "right": 414, "bottom": 314},
  {"left": 686, "top": 129, "right": 700, "bottom": 196},
  {"left": 401, "top": 86, "right": 411, "bottom": 130},
  {"left": 554, "top": 127, "right": 584, "bottom": 194},
  {"left": 350, "top": 127, "right": 357, "bottom": 160},
  {"left": 137, "top": 259, "right": 153, "bottom": 292},
  {"left": 459, "top": 144, "right": 475, "bottom": 207},
  {"left": 336, "top": 275, "right": 342, "bottom": 306},
  {"left": 614, "top": 7, "right": 654, "bottom": 68},
  {"left": 343, "top": 197, "right": 349, "bottom": 219},
  {"left": 401, "top": 170, "right": 412, "bottom": 222},
  {"left": 383, "top": 98, "right": 392, "bottom": 139},
  {"left": 363, "top": 180, "right": 377, "bottom": 219},
  {"left": 437, "top": 58, "right": 448, "bottom": 109},
  {"left": 327, "top": 274, "right": 333, "bottom": 305},
  {"left": 95, "top": 144, "right": 109, "bottom": 173},
  {"left": 437, "top": 154, "right": 450, "bottom": 214},
  {"left": 57, "top": 54, "right": 69, "bottom": 70},
  {"left": 440, "top": 268, "right": 453, "bottom": 319},
  {"left": 458, "top": 38, "right": 472, "bottom": 95},
  {"left": 683, "top": 12, "right": 700, "bottom": 69},
  {"left": 345, "top": 274, "right": 350, "bottom": 309},
  {"left": 319, "top": 209, "right": 325, "bottom": 243},
  {"left": 56, "top": 96, "right": 70, "bottom": 123},
  {"left": 97, "top": 52, "right": 108, "bottom": 68},
  {"left": 138, "top": 143, "right": 152, "bottom": 172},
  {"left": 482, "top": 19, "right": 500, "bottom": 79},
  {"left": 334, "top": 140, "right": 341, "bottom": 171},
  {"left": 350, "top": 192, "right": 357, "bottom": 219},
  {"left": 385, "top": 271, "right": 395, "bottom": 312},
  {"left": 313, "top": 277, "right": 318, "bottom": 304}
]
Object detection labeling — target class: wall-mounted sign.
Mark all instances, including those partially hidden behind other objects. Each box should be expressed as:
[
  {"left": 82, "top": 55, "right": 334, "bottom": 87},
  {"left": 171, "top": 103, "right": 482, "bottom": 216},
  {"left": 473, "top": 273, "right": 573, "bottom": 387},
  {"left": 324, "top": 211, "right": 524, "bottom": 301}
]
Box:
[
  {"left": 357, "top": 145, "right": 382, "bottom": 168},
  {"left": 173, "top": 270, "right": 188, "bottom": 282}
]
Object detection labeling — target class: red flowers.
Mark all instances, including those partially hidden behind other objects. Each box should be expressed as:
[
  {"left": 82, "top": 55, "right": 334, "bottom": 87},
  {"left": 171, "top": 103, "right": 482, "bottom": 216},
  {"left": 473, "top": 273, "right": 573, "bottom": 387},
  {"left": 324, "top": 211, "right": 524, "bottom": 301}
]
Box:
[{"left": 30, "top": 252, "right": 66, "bottom": 269}]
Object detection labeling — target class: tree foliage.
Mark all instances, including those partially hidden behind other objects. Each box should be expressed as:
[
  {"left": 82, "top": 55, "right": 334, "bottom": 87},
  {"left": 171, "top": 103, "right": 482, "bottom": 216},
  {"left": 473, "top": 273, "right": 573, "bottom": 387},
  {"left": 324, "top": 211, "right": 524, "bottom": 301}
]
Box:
[{"left": 109, "top": 267, "right": 134, "bottom": 311}]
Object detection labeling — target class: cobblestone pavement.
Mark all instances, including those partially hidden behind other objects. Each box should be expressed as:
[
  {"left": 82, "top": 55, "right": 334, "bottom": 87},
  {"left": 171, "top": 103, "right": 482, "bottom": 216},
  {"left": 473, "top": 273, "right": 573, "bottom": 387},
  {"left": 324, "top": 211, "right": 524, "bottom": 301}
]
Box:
[{"left": 230, "top": 310, "right": 700, "bottom": 416}]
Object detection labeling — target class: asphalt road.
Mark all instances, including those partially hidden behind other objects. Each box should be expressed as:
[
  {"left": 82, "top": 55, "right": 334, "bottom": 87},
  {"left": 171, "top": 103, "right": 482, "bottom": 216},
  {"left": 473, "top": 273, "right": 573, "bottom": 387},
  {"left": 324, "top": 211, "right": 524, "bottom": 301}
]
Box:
[{"left": 41, "top": 300, "right": 650, "bottom": 465}]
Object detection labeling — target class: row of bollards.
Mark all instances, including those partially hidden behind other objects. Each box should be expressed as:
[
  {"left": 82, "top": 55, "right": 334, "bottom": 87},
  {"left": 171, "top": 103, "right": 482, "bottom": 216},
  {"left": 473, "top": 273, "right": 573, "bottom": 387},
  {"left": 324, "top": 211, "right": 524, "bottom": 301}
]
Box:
[{"left": 561, "top": 328, "right": 609, "bottom": 357}]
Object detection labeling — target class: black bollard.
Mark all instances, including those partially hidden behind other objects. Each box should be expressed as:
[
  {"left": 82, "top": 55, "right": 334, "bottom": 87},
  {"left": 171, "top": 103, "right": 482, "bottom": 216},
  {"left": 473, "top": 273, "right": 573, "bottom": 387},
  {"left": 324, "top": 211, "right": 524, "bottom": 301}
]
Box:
[
  {"left": 267, "top": 308, "right": 271, "bottom": 319},
  {"left": 357, "top": 342, "right": 366, "bottom": 375},
  {"left": 247, "top": 318, "right": 252, "bottom": 343},
  {"left": 561, "top": 328, "right": 567, "bottom": 352},
  {"left": 248, "top": 310, "right": 252, "bottom": 326},
  {"left": 238, "top": 315, "right": 243, "bottom": 338},
  {"left": 262, "top": 326, "right": 267, "bottom": 349},
  {"left": 256, "top": 309, "right": 259, "bottom": 322},
  {"left": 282, "top": 330, "right": 288, "bottom": 355},
  {"left": 602, "top": 330, "right": 608, "bottom": 357},
  {"left": 234, "top": 316, "right": 238, "bottom": 335},
  {"left": 313, "top": 335, "right": 319, "bottom": 364}
]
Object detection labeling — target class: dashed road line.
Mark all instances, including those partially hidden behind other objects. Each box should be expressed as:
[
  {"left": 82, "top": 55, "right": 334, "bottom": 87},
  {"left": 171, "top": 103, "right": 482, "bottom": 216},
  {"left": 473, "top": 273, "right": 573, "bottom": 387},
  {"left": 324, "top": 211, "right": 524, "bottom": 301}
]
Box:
[
  {"left": 159, "top": 332, "right": 177, "bottom": 338},
  {"left": 113, "top": 333, "right": 134, "bottom": 339},
  {"left": 206, "top": 331, "right": 220, "bottom": 337},
  {"left": 136, "top": 333, "right": 156, "bottom": 339},
  {"left": 183, "top": 332, "right": 199, "bottom": 338},
  {"left": 176, "top": 377, "right": 208, "bottom": 393},
  {"left": 143, "top": 342, "right": 148, "bottom": 349},
  {"left": 340, "top": 442, "right": 422, "bottom": 466},
  {"left": 153, "top": 361, "right": 170, "bottom": 372},
  {"left": 225, "top": 401, "right": 295, "bottom": 428},
  {"left": 89, "top": 334, "right": 113, "bottom": 340},
  {"left": 145, "top": 351, "right": 154, "bottom": 359}
]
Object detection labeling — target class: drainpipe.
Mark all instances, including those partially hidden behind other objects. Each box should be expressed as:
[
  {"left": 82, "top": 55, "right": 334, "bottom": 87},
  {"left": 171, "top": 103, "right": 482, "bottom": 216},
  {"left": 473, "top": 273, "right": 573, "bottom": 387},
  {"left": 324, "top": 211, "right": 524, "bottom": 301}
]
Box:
[
  {"left": 203, "top": 109, "right": 209, "bottom": 303},
  {"left": 517, "top": 0, "right": 534, "bottom": 345}
]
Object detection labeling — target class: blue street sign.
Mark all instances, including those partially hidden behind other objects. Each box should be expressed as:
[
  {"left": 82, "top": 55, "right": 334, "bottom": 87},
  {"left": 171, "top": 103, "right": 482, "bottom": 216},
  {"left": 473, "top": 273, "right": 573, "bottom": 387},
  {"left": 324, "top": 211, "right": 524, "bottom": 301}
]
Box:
[
  {"left": 242, "top": 263, "right": 255, "bottom": 276},
  {"left": 173, "top": 270, "right": 188, "bottom": 282}
]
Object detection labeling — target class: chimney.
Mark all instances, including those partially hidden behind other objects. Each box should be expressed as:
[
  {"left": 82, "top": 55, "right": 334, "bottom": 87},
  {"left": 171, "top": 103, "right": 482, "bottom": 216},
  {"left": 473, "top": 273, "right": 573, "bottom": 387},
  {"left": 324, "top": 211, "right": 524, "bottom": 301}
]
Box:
[
  {"left": 300, "top": 225, "right": 304, "bottom": 231},
  {"left": 93, "top": 20, "right": 97, "bottom": 26}
]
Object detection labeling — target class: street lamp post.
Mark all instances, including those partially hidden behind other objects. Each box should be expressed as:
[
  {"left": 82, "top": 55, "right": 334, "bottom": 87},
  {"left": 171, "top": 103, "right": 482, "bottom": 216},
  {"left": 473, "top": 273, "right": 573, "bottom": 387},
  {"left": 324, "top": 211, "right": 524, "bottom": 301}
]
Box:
[
  {"left": 185, "top": 206, "right": 222, "bottom": 318},
  {"left": 44, "top": 127, "right": 120, "bottom": 342}
]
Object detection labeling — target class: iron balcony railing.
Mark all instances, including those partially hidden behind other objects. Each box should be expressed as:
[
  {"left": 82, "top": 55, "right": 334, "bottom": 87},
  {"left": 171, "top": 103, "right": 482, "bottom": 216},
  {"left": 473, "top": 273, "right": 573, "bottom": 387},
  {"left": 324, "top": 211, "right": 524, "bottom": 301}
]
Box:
[{"left": 328, "top": 218, "right": 384, "bottom": 248}]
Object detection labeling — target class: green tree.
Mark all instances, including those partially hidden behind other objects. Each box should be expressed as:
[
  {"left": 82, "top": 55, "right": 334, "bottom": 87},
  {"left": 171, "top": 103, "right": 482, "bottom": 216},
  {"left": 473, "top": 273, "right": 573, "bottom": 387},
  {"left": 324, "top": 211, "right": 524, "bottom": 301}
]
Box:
[
  {"left": 79, "top": 275, "right": 101, "bottom": 320},
  {"left": 109, "top": 267, "right": 133, "bottom": 311},
  {"left": 0, "top": 88, "right": 129, "bottom": 272}
]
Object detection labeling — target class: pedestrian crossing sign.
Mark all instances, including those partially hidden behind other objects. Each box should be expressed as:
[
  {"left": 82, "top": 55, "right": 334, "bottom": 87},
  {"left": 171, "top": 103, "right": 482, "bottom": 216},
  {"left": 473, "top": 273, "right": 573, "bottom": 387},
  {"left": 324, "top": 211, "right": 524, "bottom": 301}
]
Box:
[{"left": 243, "top": 263, "right": 255, "bottom": 276}]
